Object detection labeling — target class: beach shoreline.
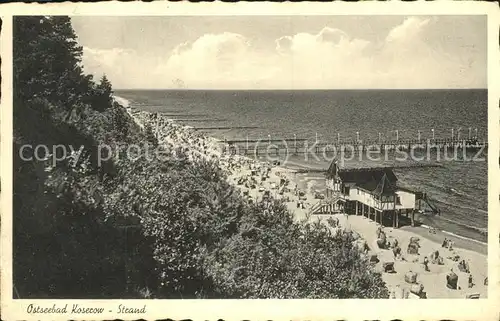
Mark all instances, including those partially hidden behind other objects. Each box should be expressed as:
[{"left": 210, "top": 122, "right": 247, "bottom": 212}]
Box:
[
  {"left": 114, "top": 95, "right": 488, "bottom": 298},
  {"left": 401, "top": 225, "right": 487, "bottom": 255}
]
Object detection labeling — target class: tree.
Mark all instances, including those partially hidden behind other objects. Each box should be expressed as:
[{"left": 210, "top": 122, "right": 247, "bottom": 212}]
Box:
[
  {"left": 13, "top": 16, "right": 88, "bottom": 107},
  {"left": 99, "top": 75, "right": 112, "bottom": 94},
  {"left": 13, "top": 16, "right": 153, "bottom": 298},
  {"left": 90, "top": 74, "right": 113, "bottom": 112}
]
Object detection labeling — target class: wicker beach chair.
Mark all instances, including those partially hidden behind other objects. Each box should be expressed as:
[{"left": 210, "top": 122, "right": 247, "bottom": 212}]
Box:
[
  {"left": 405, "top": 271, "right": 418, "bottom": 284},
  {"left": 383, "top": 261, "right": 395, "bottom": 273},
  {"left": 407, "top": 242, "right": 419, "bottom": 255},
  {"left": 446, "top": 270, "right": 458, "bottom": 289},
  {"left": 465, "top": 293, "right": 480, "bottom": 299}
]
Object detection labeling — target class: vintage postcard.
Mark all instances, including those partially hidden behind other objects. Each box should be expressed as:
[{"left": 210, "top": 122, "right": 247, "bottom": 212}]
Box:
[{"left": 1, "top": 1, "right": 499, "bottom": 320}]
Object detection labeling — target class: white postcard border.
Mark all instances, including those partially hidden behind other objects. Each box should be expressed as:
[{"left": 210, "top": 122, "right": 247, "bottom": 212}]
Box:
[{"left": 1, "top": 2, "right": 499, "bottom": 320}]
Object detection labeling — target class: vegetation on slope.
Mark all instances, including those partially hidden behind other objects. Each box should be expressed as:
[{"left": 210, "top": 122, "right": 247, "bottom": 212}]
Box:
[{"left": 13, "top": 16, "right": 389, "bottom": 299}]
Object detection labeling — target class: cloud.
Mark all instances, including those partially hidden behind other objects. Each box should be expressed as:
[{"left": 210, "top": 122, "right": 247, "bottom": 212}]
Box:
[
  {"left": 386, "top": 17, "right": 430, "bottom": 43},
  {"left": 317, "top": 27, "right": 349, "bottom": 44},
  {"left": 81, "top": 17, "right": 485, "bottom": 89},
  {"left": 81, "top": 46, "right": 146, "bottom": 88},
  {"left": 160, "top": 32, "right": 256, "bottom": 88},
  {"left": 271, "top": 27, "right": 374, "bottom": 88},
  {"left": 83, "top": 47, "right": 135, "bottom": 67}
]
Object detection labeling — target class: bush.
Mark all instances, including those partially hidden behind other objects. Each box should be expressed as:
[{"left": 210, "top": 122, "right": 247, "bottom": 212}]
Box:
[{"left": 204, "top": 201, "right": 389, "bottom": 299}]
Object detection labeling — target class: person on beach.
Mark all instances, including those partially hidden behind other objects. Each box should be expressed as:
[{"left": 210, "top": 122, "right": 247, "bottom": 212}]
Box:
[
  {"left": 423, "top": 256, "right": 430, "bottom": 271},
  {"left": 458, "top": 259, "right": 470, "bottom": 273},
  {"left": 393, "top": 246, "right": 401, "bottom": 259},
  {"left": 448, "top": 240, "right": 454, "bottom": 251},
  {"left": 468, "top": 274, "right": 474, "bottom": 288}
]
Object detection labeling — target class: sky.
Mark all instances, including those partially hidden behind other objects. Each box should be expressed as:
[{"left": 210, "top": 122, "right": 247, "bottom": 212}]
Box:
[{"left": 71, "top": 15, "right": 487, "bottom": 90}]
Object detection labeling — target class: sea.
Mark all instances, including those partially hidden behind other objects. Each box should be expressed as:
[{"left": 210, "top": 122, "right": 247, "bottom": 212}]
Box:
[{"left": 116, "top": 89, "right": 489, "bottom": 244}]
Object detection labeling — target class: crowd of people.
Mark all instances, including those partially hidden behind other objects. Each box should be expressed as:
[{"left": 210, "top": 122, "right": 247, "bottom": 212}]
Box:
[{"left": 128, "top": 109, "right": 316, "bottom": 217}]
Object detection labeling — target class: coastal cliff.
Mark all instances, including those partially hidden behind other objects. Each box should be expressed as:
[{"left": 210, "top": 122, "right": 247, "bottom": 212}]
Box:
[{"left": 13, "top": 16, "right": 388, "bottom": 299}]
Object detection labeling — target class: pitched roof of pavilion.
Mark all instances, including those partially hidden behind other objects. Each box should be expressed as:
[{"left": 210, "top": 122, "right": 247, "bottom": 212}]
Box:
[{"left": 326, "top": 159, "right": 398, "bottom": 195}]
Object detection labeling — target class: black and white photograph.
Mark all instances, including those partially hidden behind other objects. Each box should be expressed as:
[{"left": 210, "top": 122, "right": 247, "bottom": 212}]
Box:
[{"left": 1, "top": 2, "right": 499, "bottom": 320}]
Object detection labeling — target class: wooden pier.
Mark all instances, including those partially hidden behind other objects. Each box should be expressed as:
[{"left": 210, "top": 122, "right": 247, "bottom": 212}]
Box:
[
  {"left": 221, "top": 136, "right": 488, "bottom": 156},
  {"left": 160, "top": 113, "right": 213, "bottom": 117},
  {"left": 170, "top": 118, "right": 227, "bottom": 122},
  {"left": 292, "top": 163, "right": 445, "bottom": 174},
  {"left": 194, "top": 126, "right": 260, "bottom": 130}
]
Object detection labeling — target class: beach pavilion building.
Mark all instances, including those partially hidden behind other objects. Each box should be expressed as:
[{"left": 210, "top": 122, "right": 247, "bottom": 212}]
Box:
[{"left": 312, "top": 160, "right": 428, "bottom": 228}]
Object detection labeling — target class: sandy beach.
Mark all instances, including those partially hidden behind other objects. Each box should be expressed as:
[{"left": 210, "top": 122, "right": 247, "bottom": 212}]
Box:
[{"left": 117, "top": 96, "right": 488, "bottom": 299}]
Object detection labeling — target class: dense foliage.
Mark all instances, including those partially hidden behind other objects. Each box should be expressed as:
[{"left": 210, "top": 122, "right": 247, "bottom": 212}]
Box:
[
  {"left": 13, "top": 16, "right": 153, "bottom": 298},
  {"left": 13, "top": 16, "right": 389, "bottom": 299}
]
